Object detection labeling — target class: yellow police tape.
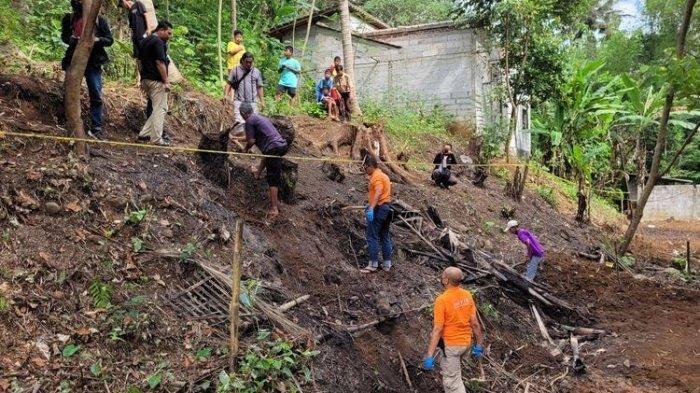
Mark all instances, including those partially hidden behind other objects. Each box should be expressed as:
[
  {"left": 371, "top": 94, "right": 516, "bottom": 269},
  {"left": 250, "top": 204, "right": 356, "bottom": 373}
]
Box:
[{"left": 0, "top": 129, "right": 527, "bottom": 168}]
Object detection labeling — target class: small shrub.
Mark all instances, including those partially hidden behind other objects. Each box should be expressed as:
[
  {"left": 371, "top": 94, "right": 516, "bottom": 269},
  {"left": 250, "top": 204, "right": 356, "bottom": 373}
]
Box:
[
  {"left": 124, "top": 209, "right": 148, "bottom": 225},
  {"left": 217, "top": 331, "right": 318, "bottom": 392},
  {"left": 537, "top": 186, "right": 558, "bottom": 208},
  {"left": 88, "top": 279, "right": 112, "bottom": 309}
]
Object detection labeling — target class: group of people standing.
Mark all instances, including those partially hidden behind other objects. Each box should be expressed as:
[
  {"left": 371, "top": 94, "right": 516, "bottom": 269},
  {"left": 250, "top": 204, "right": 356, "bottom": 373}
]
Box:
[{"left": 61, "top": 0, "right": 174, "bottom": 145}]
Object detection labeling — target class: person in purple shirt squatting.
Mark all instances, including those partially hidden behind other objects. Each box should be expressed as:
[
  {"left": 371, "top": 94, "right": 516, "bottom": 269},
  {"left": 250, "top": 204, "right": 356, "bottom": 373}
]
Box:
[
  {"left": 504, "top": 220, "right": 545, "bottom": 280},
  {"left": 237, "top": 102, "right": 289, "bottom": 219}
]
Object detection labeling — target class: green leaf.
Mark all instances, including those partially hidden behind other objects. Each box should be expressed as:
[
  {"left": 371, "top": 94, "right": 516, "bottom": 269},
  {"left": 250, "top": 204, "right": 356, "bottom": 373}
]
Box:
[
  {"left": 218, "top": 370, "right": 230, "bottom": 385},
  {"left": 195, "top": 347, "right": 212, "bottom": 360},
  {"left": 131, "top": 237, "right": 144, "bottom": 253},
  {"left": 62, "top": 344, "right": 81, "bottom": 357},
  {"left": 146, "top": 373, "right": 161, "bottom": 390},
  {"left": 126, "top": 386, "right": 141, "bottom": 393},
  {"left": 239, "top": 292, "right": 252, "bottom": 308},
  {"left": 90, "top": 362, "right": 102, "bottom": 376}
]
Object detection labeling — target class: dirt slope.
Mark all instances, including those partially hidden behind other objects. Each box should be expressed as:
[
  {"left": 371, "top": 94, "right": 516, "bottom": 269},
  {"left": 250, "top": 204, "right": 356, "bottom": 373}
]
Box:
[{"left": 0, "top": 74, "right": 697, "bottom": 393}]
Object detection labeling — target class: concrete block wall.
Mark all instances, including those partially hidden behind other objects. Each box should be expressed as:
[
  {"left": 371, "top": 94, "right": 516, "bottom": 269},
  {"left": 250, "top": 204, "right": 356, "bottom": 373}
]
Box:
[
  {"left": 283, "top": 26, "right": 487, "bottom": 121},
  {"left": 642, "top": 185, "right": 699, "bottom": 221}
]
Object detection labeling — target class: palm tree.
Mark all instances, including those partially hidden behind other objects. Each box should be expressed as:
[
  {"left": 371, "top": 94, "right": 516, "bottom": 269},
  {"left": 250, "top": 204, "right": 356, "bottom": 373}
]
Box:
[{"left": 339, "top": 0, "right": 362, "bottom": 116}]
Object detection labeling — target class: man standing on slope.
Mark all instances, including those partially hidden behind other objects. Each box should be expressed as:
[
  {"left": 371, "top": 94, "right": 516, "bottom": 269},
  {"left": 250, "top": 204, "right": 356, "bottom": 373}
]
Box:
[
  {"left": 138, "top": 21, "right": 173, "bottom": 146},
  {"left": 360, "top": 155, "right": 393, "bottom": 273},
  {"left": 121, "top": 0, "right": 153, "bottom": 116},
  {"left": 61, "top": 0, "right": 114, "bottom": 140},
  {"left": 423, "top": 267, "right": 484, "bottom": 393},
  {"left": 275, "top": 46, "right": 301, "bottom": 102},
  {"left": 238, "top": 103, "right": 289, "bottom": 219},
  {"left": 225, "top": 52, "right": 265, "bottom": 135},
  {"left": 504, "top": 220, "right": 545, "bottom": 280}
]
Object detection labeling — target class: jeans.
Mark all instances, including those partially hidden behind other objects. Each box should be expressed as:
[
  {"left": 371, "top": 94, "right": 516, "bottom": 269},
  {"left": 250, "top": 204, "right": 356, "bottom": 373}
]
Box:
[
  {"left": 525, "top": 256, "right": 544, "bottom": 280},
  {"left": 366, "top": 204, "right": 393, "bottom": 268},
  {"left": 84, "top": 66, "right": 103, "bottom": 129}
]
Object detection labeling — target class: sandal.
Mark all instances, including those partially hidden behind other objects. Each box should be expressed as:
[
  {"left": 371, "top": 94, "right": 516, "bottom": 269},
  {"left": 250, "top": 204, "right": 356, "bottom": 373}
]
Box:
[
  {"left": 360, "top": 266, "right": 378, "bottom": 274},
  {"left": 381, "top": 265, "right": 392, "bottom": 272}
]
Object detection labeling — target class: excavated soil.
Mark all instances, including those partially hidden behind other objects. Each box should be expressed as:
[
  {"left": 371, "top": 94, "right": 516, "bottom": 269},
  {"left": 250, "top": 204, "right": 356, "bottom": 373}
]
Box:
[{"left": 0, "top": 74, "right": 698, "bottom": 392}]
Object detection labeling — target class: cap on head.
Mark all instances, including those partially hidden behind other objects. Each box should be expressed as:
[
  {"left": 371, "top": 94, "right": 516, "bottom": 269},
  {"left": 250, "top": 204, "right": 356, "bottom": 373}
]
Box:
[
  {"left": 443, "top": 267, "right": 463, "bottom": 285},
  {"left": 504, "top": 220, "right": 519, "bottom": 233}
]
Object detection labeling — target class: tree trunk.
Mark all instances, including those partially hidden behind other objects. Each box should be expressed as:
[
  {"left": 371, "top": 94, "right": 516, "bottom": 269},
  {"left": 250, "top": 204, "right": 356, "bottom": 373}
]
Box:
[
  {"left": 575, "top": 177, "right": 588, "bottom": 222},
  {"left": 217, "top": 0, "right": 224, "bottom": 83},
  {"left": 301, "top": 0, "right": 316, "bottom": 58},
  {"left": 64, "top": 0, "right": 102, "bottom": 156},
  {"left": 504, "top": 103, "right": 517, "bottom": 161},
  {"left": 230, "top": 0, "right": 237, "bottom": 38},
  {"left": 339, "top": 0, "right": 362, "bottom": 116},
  {"left": 619, "top": 0, "right": 696, "bottom": 254}
]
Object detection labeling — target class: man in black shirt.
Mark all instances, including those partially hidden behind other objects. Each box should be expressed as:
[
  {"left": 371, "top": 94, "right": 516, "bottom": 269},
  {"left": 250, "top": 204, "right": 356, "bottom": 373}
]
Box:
[
  {"left": 61, "top": 0, "right": 113, "bottom": 140},
  {"left": 121, "top": 0, "right": 150, "bottom": 57},
  {"left": 432, "top": 143, "right": 458, "bottom": 188},
  {"left": 137, "top": 21, "right": 173, "bottom": 146},
  {"left": 121, "top": 0, "right": 153, "bottom": 117}
]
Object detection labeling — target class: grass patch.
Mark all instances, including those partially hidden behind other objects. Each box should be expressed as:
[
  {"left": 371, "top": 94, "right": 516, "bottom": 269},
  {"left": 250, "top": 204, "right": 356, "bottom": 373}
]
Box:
[{"left": 361, "top": 99, "right": 452, "bottom": 153}]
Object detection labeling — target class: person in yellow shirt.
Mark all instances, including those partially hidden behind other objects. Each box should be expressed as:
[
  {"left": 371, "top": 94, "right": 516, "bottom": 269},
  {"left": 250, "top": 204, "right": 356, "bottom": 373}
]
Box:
[
  {"left": 360, "top": 154, "right": 393, "bottom": 273},
  {"left": 423, "top": 267, "right": 484, "bottom": 393},
  {"left": 226, "top": 30, "right": 245, "bottom": 74}
]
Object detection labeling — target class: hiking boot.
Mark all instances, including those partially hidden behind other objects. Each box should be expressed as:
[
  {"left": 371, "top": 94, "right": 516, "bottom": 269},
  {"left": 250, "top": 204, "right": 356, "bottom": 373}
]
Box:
[
  {"left": 137, "top": 135, "right": 151, "bottom": 142},
  {"left": 162, "top": 131, "right": 172, "bottom": 142},
  {"left": 87, "top": 128, "right": 105, "bottom": 140}
]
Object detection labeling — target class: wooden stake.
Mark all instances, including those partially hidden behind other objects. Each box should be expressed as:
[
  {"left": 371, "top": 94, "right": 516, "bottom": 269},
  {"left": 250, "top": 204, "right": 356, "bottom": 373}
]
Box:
[
  {"left": 229, "top": 219, "right": 244, "bottom": 369},
  {"left": 686, "top": 240, "right": 691, "bottom": 274},
  {"left": 397, "top": 352, "right": 413, "bottom": 391}
]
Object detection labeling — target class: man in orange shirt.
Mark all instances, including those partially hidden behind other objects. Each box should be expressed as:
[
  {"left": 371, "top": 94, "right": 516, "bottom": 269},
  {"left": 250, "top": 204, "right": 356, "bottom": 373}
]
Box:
[
  {"left": 360, "top": 155, "right": 393, "bottom": 273},
  {"left": 423, "top": 267, "right": 484, "bottom": 393}
]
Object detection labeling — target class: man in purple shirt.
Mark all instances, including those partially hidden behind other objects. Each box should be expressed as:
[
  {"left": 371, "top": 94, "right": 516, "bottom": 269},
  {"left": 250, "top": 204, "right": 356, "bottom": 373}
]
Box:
[
  {"left": 238, "top": 102, "right": 288, "bottom": 219},
  {"left": 504, "top": 220, "right": 545, "bottom": 280}
]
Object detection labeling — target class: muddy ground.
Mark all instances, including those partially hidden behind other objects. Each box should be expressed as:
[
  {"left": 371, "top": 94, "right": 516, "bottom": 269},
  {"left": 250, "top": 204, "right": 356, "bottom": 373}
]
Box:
[{"left": 0, "top": 74, "right": 698, "bottom": 392}]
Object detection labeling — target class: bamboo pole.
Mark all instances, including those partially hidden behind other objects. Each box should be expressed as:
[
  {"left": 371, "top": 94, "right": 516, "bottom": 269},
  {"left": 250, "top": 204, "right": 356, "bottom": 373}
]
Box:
[
  {"left": 301, "top": 0, "right": 316, "bottom": 58},
  {"left": 217, "top": 0, "right": 224, "bottom": 85},
  {"left": 229, "top": 219, "right": 244, "bottom": 369}
]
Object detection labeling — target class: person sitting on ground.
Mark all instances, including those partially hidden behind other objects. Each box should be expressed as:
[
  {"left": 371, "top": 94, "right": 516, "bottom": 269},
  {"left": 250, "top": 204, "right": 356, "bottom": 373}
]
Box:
[
  {"left": 137, "top": 21, "right": 174, "bottom": 146},
  {"left": 432, "top": 144, "right": 458, "bottom": 188},
  {"left": 504, "top": 220, "right": 545, "bottom": 281},
  {"left": 423, "top": 267, "right": 485, "bottom": 393},
  {"left": 275, "top": 45, "right": 301, "bottom": 102},
  {"left": 319, "top": 86, "right": 339, "bottom": 121},
  {"left": 333, "top": 65, "right": 354, "bottom": 123},
  {"left": 225, "top": 52, "right": 265, "bottom": 135},
  {"left": 226, "top": 29, "right": 245, "bottom": 76},
  {"left": 61, "top": 0, "right": 114, "bottom": 141},
  {"left": 360, "top": 155, "right": 393, "bottom": 273},
  {"left": 316, "top": 71, "right": 338, "bottom": 121},
  {"left": 238, "top": 103, "right": 289, "bottom": 219}
]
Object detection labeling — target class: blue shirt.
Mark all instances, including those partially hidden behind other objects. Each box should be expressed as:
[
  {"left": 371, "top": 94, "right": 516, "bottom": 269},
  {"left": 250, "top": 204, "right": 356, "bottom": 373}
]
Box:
[
  {"left": 316, "top": 77, "right": 334, "bottom": 102},
  {"left": 278, "top": 57, "right": 301, "bottom": 88}
]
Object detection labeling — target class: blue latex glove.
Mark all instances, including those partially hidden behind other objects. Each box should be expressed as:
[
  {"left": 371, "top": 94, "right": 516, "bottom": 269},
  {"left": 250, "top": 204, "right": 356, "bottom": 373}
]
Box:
[
  {"left": 472, "top": 344, "right": 484, "bottom": 358},
  {"left": 365, "top": 207, "right": 374, "bottom": 223},
  {"left": 422, "top": 356, "right": 435, "bottom": 370}
]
